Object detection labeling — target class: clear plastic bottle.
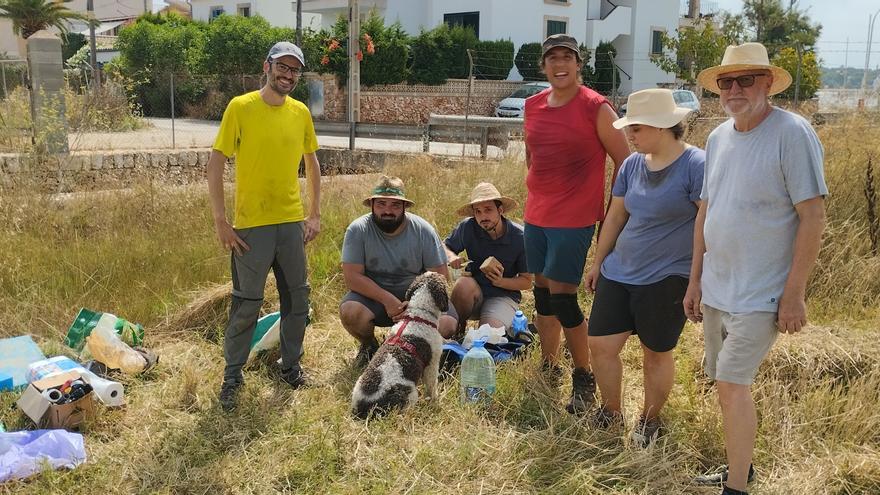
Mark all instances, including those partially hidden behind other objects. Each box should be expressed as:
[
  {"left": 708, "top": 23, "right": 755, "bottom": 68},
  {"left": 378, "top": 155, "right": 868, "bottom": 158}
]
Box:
[
  {"left": 460, "top": 339, "right": 496, "bottom": 403},
  {"left": 511, "top": 310, "right": 528, "bottom": 337}
]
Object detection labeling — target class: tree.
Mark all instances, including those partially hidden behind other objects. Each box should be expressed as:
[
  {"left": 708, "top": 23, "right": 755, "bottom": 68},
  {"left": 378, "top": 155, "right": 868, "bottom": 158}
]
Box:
[
  {"left": 654, "top": 20, "right": 734, "bottom": 84},
  {"left": 0, "top": 0, "right": 91, "bottom": 39},
  {"left": 772, "top": 46, "right": 820, "bottom": 99},
  {"left": 740, "top": 0, "right": 821, "bottom": 57}
]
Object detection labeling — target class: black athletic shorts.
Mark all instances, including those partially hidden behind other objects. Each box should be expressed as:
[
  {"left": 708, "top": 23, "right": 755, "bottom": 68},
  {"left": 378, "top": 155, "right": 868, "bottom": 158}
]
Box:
[{"left": 588, "top": 273, "right": 688, "bottom": 352}]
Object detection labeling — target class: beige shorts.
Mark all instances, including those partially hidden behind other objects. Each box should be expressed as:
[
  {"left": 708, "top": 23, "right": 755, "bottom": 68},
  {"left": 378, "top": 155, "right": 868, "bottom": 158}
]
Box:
[
  {"left": 465, "top": 295, "right": 518, "bottom": 329},
  {"left": 702, "top": 305, "right": 779, "bottom": 385}
]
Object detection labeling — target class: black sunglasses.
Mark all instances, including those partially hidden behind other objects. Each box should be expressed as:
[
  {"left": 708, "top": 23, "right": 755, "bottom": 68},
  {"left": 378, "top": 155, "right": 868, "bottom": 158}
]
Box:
[
  {"left": 273, "top": 61, "right": 303, "bottom": 76},
  {"left": 716, "top": 74, "right": 767, "bottom": 90}
]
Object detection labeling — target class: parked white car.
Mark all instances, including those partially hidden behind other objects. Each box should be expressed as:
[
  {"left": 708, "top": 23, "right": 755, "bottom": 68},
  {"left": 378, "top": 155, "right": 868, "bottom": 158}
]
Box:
[
  {"left": 494, "top": 82, "right": 551, "bottom": 118},
  {"left": 618, "top": 89, "right": 701, "bottom": 117}
]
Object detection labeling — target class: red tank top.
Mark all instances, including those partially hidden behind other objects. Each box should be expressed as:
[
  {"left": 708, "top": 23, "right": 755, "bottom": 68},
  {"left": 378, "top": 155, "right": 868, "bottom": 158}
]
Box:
[{"left": 524, "top": 85, "right": 611, "bottom": 228}]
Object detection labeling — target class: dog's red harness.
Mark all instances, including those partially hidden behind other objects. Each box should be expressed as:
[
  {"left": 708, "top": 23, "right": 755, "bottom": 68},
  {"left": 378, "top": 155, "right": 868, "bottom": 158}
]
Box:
[{"left": 386, "top": 315, "right": 436, "bottom": 370}]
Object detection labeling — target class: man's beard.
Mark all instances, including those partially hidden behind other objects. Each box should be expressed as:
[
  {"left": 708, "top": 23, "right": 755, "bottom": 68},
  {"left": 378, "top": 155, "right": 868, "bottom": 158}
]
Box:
[
  {"left": 480, "top": 218, "right": 500, "bottom": 233},
  {"left": 371, "top": 212, "right": 405, "bottom": 233},
  {"left": 268, "top": 71, "right": 296, "bottom": 96}
]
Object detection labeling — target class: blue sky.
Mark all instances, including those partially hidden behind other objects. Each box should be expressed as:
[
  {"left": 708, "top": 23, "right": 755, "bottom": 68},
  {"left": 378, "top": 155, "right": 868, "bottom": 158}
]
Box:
[{"left": 702, "top": 0, "right": 880, "bottom": 68}]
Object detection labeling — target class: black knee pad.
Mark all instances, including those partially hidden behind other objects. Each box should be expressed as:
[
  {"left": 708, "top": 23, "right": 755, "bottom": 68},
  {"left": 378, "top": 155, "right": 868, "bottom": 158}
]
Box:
[
  {"left": 533, "top": 287, "right": 552, "bottom": 316},
  {"left": 550, "top": 293, "right": 584, "bottom": 328}
]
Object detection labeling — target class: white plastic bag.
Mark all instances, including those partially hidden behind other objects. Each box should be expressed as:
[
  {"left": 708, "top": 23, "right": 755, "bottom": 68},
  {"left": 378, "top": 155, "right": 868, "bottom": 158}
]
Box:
[
  {"left": 0, "top": 430, "right": 86, "bottom": 482},
  {"left": 462, "top": 323, "right": 508, "bottom": 349},
  {"left": 84, "top": 314, "right": 147, "bottom": 374}
]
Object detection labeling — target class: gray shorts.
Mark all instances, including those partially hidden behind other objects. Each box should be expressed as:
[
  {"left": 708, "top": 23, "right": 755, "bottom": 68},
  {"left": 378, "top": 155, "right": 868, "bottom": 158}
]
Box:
[
  {"left": 463, "top": 294, "right": 518, "bottom": 329},
  {"left": 341, "top": 290, "right": 458, "bottom": 328},
  {"left": 702, "top": 305, "right": 779, "bottom": 385}
]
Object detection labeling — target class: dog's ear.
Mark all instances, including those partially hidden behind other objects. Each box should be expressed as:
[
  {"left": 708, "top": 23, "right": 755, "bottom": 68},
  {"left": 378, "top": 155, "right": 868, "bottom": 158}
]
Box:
[
  {"left": 404, "top": 274, "right": 423, "bottom": 302},
  {"left": 425, "top": 273, "right": 449, "bottom": 312}
]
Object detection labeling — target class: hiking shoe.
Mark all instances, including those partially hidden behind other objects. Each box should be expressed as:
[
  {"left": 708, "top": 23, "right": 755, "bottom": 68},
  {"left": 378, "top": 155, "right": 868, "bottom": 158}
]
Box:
[
  {"left": 693, "top": 464, "right": 755, "bottom": 486},
  {"left": 631, "top": 415, "right": 665, "bottom": 448},
  {"left": 279, "top": 368, "right": 311, "bottom": 390},
  {"left": 565, "top": 367, "right": 596, "bottom": 415},
  {"left": 541, "top": 360, "right": 564, "bottom": 382},
  {"left": 721, "top": 485, "right": 749, "bottom": 495},
  {"left": 353, "top": 339, "right": 380, "bottom": 369},
  {"left": 592, "top": 406, "right": 624, "bottom": 429},
  {"left": 219, "top": 379, "right": 242, "bottom": 412}
]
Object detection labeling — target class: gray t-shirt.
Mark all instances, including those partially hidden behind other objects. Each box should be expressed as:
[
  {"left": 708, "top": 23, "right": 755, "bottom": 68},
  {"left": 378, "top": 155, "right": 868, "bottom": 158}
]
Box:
[
  {"left": 341, "top": 212, "right": 446, "bottom": 299},
  {"left": 701, "top": 108, "right": 827, "bottom": 313},
  {"left": 601, "top": 146, "right": 704, "bottom": 285}
]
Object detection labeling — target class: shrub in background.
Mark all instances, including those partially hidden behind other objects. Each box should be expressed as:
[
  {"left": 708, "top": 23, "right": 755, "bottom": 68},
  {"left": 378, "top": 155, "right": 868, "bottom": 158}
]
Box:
[
  {"left": 515, "top": 42, "right": 542, "bottom": 81},
  {"left": 593, "top": 41, "right": 617, "bottom": 96},
  {"left": 446, "top": 25, "right": 478, "bottom": 79},
  {"left": 473, "top": 39, "right": 513, "bottom": 80},
  {"left": 408, "top": 25, "right": 453, "bottom": 85}
]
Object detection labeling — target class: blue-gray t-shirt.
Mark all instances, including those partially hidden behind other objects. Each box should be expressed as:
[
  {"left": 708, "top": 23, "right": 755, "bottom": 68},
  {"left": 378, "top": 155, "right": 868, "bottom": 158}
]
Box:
[
  {"left": 600, "top": 146, "right": 705, "bottom": 285},
  {"left": 444, "top": 217, "right": 528, "bottom": 303},
  {"left": 341, "top": 212, "right": 446, "bottom": 299}
]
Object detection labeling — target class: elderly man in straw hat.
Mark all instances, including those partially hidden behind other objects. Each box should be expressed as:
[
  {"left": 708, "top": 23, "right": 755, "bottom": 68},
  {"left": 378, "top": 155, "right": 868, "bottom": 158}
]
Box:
[
  {"left": 340, "top": 176, "right": 458, "bottom": 368},
  {"left": 444, "top": 183, "right": 532, "bottom": 335},
  {"left": 684, "top": 42, "right": 827, "bottom": 495}
]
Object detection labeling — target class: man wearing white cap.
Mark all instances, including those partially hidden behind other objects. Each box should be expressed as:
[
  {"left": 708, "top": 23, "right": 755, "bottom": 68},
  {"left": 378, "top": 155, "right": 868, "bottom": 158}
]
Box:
[
  {"left": 207, "top": 41, "right": 321, "bottom": 411},
  {"left": 684, "top": 42, "right": 827, "bottom": 495},
  {"left": 444, "top": 183, "right": 532, "bottom": 334}
]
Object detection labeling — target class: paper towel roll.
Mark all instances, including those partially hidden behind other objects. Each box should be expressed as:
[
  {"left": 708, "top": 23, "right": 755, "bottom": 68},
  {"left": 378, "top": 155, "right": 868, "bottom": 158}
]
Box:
[{"left": 80, "top": 373, "right": 124, "bottom": 407}]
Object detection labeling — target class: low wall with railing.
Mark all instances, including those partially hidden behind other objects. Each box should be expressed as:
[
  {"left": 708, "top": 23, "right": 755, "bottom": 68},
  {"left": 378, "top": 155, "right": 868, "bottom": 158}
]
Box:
[{"left": 312, "top": 74, "right": 524, "bottom": 124}]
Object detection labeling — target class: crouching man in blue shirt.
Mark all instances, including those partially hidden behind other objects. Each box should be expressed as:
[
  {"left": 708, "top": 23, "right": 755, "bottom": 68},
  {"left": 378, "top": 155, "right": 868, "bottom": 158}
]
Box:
[{"left": 444, "top": 183, "right": 532, "bottom": 336}]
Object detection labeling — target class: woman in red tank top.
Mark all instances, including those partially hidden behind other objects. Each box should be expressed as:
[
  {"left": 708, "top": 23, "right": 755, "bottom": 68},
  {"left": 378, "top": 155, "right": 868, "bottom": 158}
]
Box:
[{"left": 523, "top": 34, "right": 629, "bottom": 415}]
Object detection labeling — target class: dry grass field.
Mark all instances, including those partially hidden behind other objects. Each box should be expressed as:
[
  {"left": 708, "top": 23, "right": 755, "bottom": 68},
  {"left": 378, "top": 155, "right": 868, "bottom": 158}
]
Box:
[{"left": 0, "top": 113, "right": 878, "bottom": 494}]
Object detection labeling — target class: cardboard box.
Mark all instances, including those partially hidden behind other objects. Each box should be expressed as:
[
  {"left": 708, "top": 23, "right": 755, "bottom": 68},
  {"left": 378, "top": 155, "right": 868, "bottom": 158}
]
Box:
[{"left": 16, "top": 370, "right": 96, "bottom": 430}]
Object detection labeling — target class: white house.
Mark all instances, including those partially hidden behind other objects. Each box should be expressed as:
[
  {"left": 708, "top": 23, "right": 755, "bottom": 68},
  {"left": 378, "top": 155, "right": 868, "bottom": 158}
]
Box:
[
  {"left": 297, "top": 0, "right": 678, "bottom": 94},
  {"left": 0, "top": 0, "right": 152, "bottom": 59},
  {"left": 189, "top": 1, "right": 321, "bottom": 30}
]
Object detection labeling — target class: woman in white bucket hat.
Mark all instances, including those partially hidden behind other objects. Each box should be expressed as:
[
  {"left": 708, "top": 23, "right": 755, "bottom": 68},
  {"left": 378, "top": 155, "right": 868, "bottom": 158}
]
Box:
[{"left": 583, "top": 88, "right": 705, "bottom": 447}]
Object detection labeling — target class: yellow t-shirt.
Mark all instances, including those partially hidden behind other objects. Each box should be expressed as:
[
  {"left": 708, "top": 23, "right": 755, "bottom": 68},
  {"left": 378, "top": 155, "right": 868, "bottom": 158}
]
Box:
[{"left": 213, "top": 91, "right": 319, "bottom": 229}]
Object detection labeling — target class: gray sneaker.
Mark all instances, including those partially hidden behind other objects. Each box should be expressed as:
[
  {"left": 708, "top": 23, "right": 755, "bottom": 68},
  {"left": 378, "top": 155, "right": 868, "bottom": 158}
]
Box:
[
  {"left": 631, "top": 415, "right": 665, "bottom": 447},
  {"left": 565, "top": 367, "right": 596, "bottom": 415},
  {"left": 219, "top": 379, "right": 242, "bottom": 412},
  {"left": 279, "top": 368, "right": 311, "bottom": 389}
]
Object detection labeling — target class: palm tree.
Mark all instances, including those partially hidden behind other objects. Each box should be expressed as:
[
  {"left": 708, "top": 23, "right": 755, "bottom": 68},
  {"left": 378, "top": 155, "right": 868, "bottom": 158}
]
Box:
[{"left": 0, "top": 0, "right": 92, "bottom": 40}]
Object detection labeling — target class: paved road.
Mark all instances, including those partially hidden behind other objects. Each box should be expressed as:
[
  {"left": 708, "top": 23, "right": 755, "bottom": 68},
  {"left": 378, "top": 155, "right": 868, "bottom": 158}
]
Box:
[{"left": 69, "top": 118, "right": 525, "bottom": 160}]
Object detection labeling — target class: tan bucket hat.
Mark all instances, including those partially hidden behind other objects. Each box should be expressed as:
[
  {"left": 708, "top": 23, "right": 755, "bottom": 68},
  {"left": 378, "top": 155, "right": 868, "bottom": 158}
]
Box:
[
  {"left": 456, "top": 182, "right": 517, "bottom": 217},
  {"left": 697, "top": 42, "right": 792, "bottom": 96},
  {"left": 612, "top": 89, "right": 693, "bottom": 129},
  {"left": 362, "top": 175, "right": 414, "bottom": 207}
]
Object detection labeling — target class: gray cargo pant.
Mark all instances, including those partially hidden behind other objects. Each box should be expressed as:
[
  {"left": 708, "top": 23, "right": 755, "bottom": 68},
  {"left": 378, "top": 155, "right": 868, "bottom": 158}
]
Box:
[{"left": 223, "top": 222, "right": 310, "bottom": 382}]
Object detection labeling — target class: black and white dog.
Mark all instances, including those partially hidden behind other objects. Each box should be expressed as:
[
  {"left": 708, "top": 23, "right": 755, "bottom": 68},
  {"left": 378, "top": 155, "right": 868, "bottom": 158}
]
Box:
[{"left": 351, "top": 272, "right": 449, "bottom": 419}]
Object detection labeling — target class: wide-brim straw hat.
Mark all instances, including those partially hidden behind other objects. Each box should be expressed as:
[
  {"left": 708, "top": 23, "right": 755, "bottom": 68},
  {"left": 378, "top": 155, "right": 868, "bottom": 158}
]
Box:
[
  {"left": 697, "top": 42, "right": 792, "bottom": 96},
  {"left": 612, "top": 88, "right": 693, "bottom": 129},
  {"left": 362, "top": 175, "right": 414, "bottom": 207},
  {"left": 456, "top": 182, "right": 517, "bottom": 217}
]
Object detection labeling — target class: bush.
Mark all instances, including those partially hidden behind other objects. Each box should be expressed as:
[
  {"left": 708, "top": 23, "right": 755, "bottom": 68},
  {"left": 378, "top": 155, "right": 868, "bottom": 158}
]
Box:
[
  {"left": 408, "top": 26, "right": 452, "bottom": 85},
  {"left": 593, "top": 41, "right": 617, "bottom": 96},
  {"left": 359, "top": 15, "right": 408, "bottom": 86},
  {"left": 473, "top": 39, "right": 514, "bottom": 80},
  {"left": 515, "top": 42, "right": 542, "bottom": 81},
  {"left": 446, "top": 25, "right": 478, "bottom": 79},
  {"left": 61, "top": 33, "right": 86, "bottom": 64}
]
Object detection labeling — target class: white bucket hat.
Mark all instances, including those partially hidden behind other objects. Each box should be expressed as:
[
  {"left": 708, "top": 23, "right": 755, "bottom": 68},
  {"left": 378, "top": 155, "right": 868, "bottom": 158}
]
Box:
[
  {"left": 696, "top": 42, "right": 792, "bottom": 96},
  {"left": 455, "top": 182, "right": 517, "bottom": 217},
  {"left": 612, "top": 89, "right": 693, "bottom": 129}
]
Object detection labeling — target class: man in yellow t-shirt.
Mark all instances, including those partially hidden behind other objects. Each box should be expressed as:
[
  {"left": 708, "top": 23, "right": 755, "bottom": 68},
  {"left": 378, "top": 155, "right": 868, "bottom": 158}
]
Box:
[{"left": 206, "top": 41, "right": 321, "bottom": 411}]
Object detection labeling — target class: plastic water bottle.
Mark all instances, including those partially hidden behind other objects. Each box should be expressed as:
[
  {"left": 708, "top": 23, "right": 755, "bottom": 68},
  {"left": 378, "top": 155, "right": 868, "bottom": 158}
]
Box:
[
  {"left": 511, "top": 310, "right": 528, "bottom": 337},
  {"left": 460, "top": 339, "right": 496, "bottom": 403}
]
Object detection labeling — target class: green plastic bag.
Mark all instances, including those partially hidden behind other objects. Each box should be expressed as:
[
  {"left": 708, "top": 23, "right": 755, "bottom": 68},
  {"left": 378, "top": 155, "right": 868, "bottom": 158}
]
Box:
[{"left": 65, "top": 308, "right": 144, "bottom": 351}]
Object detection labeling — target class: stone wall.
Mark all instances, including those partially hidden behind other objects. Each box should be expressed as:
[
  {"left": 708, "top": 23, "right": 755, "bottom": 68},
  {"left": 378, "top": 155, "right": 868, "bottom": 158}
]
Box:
[
  {"left": 0, "top": 147, "right": 444, "bottom": 192},
  {"left": 312, "top": 74, "right": 524, "bottom": 124}
]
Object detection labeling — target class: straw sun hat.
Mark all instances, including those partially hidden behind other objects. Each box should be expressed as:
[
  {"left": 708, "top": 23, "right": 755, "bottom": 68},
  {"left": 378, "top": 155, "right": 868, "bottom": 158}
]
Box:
[
  {"left": 612, "top": 88, "right": 693, "bottom": 129},
  {"left": 362, "top": 175, "right": 415, "bottom": 207},
  {"left": 696, "top": 42, "right": 792, "bottom": 96},
  {"left": 456, "top": 182, "right": 517, "bottom": 217}
]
